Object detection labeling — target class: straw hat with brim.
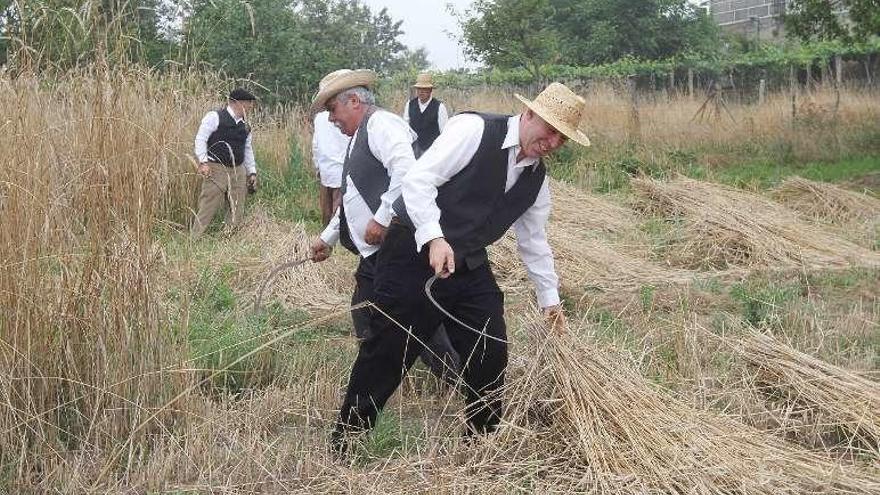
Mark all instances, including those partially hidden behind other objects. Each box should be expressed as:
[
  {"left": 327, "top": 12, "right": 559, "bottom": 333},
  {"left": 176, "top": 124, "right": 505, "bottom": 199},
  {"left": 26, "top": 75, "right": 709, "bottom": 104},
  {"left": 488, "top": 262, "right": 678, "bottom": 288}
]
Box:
[
  {"left": 413, "top": 73, "right": 434, "bottom": 89},
  {"left": 515, "top": 82, "right": 591, "bottom": 147},
  {"left": 311, "top": 69, "right": 378, "bottom": 113}
]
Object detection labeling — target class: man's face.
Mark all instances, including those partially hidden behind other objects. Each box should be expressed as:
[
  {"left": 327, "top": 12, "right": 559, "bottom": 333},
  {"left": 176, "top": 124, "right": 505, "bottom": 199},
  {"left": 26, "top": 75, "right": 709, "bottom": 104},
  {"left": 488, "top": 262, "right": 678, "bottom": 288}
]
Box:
[
  {"left": 417, "top": 88, "right": 432, "bottom": 103},
  {"left": 326, "top": 95, "right": 363, "bottom": 136},
  {"left": 230, "top": 100, "right": 255, "bottom": 119},
  {"left": 519, "top": 110, "right": 567, "bottom": 159}
]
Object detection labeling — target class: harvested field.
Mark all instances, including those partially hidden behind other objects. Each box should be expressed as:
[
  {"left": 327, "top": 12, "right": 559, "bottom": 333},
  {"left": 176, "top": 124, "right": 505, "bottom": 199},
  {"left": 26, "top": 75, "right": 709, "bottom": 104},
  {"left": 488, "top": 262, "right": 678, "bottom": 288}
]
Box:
[
  {"left": 772, "top": 176, "right": 880, "bottom": 224},
  {"left": 633, "top": 176, "right": 880, "bottom": 270},
  {"left": 723, "top": 330, "right": 880, "bottom": 459}
]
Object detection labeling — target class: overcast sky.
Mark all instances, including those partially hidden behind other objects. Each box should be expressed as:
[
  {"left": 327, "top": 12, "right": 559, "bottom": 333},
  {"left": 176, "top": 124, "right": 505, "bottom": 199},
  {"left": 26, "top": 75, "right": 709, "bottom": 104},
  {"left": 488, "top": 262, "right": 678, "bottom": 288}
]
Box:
[{"left": 360, "top": 0, "right": 477, "bottom": 70}]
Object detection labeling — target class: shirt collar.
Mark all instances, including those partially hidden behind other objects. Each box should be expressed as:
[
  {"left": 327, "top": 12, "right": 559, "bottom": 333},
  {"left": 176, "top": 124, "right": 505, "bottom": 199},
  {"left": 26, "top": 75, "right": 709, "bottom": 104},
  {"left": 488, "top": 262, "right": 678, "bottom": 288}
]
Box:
[
  {"left": 418, "top": 97, "right": 433, "bottom": 107},
  {"left": 504, "top": 114, "right": 539, "bottom": 169},
  {"left": 226, "top": 105, "right": 243, "bottom": 123}
]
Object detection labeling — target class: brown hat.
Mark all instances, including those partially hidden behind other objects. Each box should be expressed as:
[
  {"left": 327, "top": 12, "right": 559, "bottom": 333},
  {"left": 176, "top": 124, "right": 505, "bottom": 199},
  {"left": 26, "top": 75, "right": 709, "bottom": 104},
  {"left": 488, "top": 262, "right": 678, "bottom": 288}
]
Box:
[
  {"left": 412, "top": 72, "right": 435, "bottom": 89},
  {"left": 515, "top": 82, "right": 590, "bottom": 147},
  {"left": 311, "top": 69, "right": 378, "bottom": 113}
]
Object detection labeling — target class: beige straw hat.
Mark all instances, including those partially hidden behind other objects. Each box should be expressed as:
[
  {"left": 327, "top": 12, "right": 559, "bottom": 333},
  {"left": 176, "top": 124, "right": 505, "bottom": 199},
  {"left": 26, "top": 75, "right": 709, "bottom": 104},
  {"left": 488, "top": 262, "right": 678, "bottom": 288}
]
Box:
[
  {"left": 412, "top": 72, "right": 435, "bottom": 89},
  {"left": 311, "top": 69, "right": 378, "bottom": 113},
  {"left": 515, "top": 82, "right": 590, "bottom": 147}
]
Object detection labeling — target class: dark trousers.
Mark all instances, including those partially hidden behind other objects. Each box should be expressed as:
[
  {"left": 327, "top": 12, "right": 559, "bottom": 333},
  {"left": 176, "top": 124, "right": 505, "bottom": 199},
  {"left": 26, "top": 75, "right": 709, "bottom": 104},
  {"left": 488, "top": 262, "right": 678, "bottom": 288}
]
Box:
[
  {"left": 350, "top": 255, "right": 376, "bottom": 339},
  {"left": 351, "top": 252, "right": 462, "bottom": 372},
  {"left": 335, "top": 223, "right": 507, "bottom": 437}
]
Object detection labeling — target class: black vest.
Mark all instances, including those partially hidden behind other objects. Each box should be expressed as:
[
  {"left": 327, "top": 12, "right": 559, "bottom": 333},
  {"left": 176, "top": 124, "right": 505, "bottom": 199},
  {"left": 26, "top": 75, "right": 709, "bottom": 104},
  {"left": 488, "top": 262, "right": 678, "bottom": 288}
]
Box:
[
  {"left": 394, "top": 113, "right": 546, "bottom": 270},
  {"left": 407, "top": 97, "right": 441, "bottom": 151},
  {"left": 207, "top": 108, "right": 250, "bottom": 167},
  {"left": 339, "top": 107, "right": 389, "bottom": 254}
]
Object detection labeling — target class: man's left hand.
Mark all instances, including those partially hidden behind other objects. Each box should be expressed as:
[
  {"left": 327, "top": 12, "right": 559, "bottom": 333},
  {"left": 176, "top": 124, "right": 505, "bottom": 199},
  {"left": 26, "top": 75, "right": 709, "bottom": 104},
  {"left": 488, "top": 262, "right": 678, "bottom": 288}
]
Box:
[
  {"left": 543, "top": 304, "right": 567, "bottom": 334},
  {"left": 247, "top": 173, "right": 258, "bottom": 194},
  {"left": 364, "top": 219, "right": 387, "bottom": 245}
]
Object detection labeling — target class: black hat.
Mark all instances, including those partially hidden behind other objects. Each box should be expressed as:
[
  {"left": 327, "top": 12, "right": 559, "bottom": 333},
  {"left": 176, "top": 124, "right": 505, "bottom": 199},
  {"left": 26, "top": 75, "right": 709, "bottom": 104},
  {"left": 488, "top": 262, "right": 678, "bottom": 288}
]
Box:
[{"left": 229, "top": 88, "right": 256, "bottom": 101}]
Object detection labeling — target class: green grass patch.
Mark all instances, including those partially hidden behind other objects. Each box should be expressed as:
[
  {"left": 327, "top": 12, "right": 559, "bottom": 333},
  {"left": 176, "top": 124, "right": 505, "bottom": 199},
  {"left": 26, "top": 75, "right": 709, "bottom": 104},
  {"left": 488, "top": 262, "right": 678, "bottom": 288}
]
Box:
[
  {"left": 709, "top": 155, "right": 880, "bottom": 190},
  {"left": 253, "top": 136, "right": 322, "bottom": 229}
]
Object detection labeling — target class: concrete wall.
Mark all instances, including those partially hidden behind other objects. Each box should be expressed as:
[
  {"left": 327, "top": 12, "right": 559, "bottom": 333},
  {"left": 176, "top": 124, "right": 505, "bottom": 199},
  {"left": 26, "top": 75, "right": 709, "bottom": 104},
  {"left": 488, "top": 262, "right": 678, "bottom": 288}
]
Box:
[{"left": 710, "top": 0, "right": 787, "bottom": 40}]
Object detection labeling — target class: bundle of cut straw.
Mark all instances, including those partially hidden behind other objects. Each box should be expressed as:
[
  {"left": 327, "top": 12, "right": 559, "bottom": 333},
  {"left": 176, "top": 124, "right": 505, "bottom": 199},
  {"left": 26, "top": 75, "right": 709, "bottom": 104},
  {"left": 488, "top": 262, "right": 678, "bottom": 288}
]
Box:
[
  {"left": 633, "top": 177, "right": 880, "bottom": 270},
  {"left": 481, "top": 314, "right": 880, "bottom": 494},
  {"left": 772, "top": 176, "right": 880, "bottom": 224},
  {"left": 724, "top": 330, "right": 880, "bottom": 459},
  {"left": 236, "top": 211, "right": 356, "bottom": 314}
]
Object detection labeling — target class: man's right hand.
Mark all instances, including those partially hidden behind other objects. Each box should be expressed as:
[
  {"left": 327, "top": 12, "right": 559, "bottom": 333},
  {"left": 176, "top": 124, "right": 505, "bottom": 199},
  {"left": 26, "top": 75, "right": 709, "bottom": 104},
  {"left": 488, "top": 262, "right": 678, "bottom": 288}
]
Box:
[
  {"left": 310, "top": 237, "right": 332, "bottom": 262},
  {"left": 428, "top": 237, "right": 455, "bottom": 278},
  {"left": 197, "top": 162, "right": 211, "bottom": 178}
]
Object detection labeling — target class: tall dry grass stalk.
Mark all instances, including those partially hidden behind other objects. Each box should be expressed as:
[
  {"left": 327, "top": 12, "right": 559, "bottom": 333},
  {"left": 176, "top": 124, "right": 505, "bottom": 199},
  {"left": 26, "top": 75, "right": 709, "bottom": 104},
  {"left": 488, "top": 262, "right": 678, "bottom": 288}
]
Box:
[
  {"left": 0, "top": 65, "right": 275, "bottom": 487},
  {"left": 385, "top": 83, "right": 880, "bottom": 174}
]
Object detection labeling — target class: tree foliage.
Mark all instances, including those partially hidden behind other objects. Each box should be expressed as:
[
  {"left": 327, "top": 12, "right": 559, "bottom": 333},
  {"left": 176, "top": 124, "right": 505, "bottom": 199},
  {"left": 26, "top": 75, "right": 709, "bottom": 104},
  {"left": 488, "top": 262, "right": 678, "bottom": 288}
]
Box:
[
  {"left": 460, "top": 0, "right": 720, "bottom": 71},
  {"left": 785, "top": 0, "right": 880, "bottom": 43}
]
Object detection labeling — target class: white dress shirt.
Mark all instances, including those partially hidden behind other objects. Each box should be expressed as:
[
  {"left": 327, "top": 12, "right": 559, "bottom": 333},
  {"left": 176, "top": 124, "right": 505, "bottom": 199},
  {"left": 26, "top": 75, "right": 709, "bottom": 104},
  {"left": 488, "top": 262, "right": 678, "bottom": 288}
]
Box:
[
  {"left": 312, "top": 110, "right": 350, "bottom": 188},
  {"left": 194, "top": 106, "right": 257, "bottom": 175},
  {"left": 401, "top": 113, "right": 560, "bottom": 308},
  {"left": 320, "top": 109, "right": 417, "bottom": 258},
  {"left": 402, "top": 97, "right": 449, "bottom": 131}
]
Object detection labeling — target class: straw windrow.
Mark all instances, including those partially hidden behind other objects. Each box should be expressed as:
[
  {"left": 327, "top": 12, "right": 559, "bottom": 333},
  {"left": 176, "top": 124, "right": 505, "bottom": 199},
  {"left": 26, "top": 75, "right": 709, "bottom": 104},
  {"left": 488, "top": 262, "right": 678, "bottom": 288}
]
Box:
[
  {"left": 723, "top": 330, "right": 880, "bottom": 459},
  {"left": 633, "top": 176, "right": 880, "bottom": 270}
]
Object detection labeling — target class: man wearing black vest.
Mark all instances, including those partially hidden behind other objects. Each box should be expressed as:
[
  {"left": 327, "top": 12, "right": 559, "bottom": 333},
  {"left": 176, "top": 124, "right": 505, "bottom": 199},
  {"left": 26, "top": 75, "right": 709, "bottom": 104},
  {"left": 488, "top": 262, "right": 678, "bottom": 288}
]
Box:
[
  {"left": 331, "top": 82, "right": 590, "bottom": 452},
  {"left": 307, "top": 69, "right": 410, "bottom": 339},
  {"left": 402, "top": 73, "right": 448, "bottom": 158},
  {"left": 192, "top": 88, "right": 258, "bottom": 237}
]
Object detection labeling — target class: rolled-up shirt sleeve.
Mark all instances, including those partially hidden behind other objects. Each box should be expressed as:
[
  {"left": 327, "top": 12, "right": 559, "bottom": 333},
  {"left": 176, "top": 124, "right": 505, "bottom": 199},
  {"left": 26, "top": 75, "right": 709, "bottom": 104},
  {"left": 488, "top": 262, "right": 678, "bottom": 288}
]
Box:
[
  {"left": 194, "top": 111, "right": 219, "bottom": 163},
  {"left": 243, "top": 133, "right": 257, "bottom": 175},
  {"left": 402, "top": 114, "right": 484, "bottom": 250},
  {"left": 512, "top": 177, "right": 560, "bottom": 308},
  {"left": 319, "top": 208, "right": 341, "bottom": 246}
]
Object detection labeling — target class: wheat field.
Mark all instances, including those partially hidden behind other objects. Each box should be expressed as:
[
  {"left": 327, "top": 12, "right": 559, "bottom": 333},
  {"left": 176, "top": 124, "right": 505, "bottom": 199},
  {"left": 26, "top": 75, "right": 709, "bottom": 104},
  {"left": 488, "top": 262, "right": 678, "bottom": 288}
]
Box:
[{"left": 1, "top": 66, "right": 878, "bottom": 492}]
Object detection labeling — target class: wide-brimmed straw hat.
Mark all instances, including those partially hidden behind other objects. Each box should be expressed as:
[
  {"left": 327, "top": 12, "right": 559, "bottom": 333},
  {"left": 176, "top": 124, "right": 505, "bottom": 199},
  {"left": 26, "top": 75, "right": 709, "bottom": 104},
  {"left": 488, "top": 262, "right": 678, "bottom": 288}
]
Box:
[
  {"left": 311, "top": 69, "right": 377, "bottom": 113},
  {"left": 412, "top": 73, "right": 435, "bottom": 89},
  {"left": 515, "top": 82, "right": 590, "bottom": 147}
]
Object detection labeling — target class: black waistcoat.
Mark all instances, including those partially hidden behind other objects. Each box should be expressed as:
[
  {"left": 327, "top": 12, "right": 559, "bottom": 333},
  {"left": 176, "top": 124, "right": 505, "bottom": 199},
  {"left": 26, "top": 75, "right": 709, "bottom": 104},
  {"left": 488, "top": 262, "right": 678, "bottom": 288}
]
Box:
[
  {"left": 339, "top": 107, "right": 389, "bottom": 254},
  {"left": 407, "top": 97, "right": 441, "bottom": 151},
  {"left": 207, "top": 108, "right": 250, "bottom": 167},
  {"left": 393, "top": 112, "right": 546, "bottom": 270}
]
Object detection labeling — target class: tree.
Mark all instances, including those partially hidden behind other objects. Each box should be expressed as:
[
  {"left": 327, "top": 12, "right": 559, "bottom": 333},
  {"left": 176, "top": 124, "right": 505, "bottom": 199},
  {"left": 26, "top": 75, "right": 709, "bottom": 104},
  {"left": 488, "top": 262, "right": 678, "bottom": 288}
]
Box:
[
  {"left": 459, "top": 0, "right": 719, "bottom": 70},
  {"left": 1, "top": 0, "right": 173, "bottom": 70},
  {"left": 785, "top": 0, "right": 880, "bottom": 43},
  {"left": 460, "top": 0, "right": 560, "bottom": 75},
  {"left": 182, "top": 0, "right": 415, "bottom": 101}
]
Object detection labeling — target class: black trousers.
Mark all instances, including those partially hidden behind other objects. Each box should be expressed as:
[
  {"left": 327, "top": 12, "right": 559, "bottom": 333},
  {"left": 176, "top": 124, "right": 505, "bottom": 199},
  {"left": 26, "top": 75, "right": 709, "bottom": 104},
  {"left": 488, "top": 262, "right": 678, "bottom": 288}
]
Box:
[
  {"left": 350, "top": 252, "right": 461, "bottom": 372},
  {"left": 350, "top": 254, "right": 376, "bottom": 339},
  {"left": 335, "top": 223, "right": 507, "bottom": 437}
]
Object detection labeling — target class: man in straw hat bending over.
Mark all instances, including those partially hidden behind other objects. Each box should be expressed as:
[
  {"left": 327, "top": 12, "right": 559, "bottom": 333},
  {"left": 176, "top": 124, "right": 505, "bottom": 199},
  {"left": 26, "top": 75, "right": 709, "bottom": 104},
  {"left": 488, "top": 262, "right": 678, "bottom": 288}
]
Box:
[
  {"left": 331, "top": 82, "right": 589, "bottom": 453},
  {"left": 402, "top": 72, "right": 448, "bottom": 158},
  {"left": 308, "top": 70, "right": 461, "bottom": 376}
]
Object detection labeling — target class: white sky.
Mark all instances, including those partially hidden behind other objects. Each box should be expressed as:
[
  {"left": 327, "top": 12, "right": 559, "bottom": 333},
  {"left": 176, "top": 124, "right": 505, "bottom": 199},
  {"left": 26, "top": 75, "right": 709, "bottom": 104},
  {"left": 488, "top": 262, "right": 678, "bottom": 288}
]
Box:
[{"left": 360, "top": 0, "right": 477, "bottom": 70}]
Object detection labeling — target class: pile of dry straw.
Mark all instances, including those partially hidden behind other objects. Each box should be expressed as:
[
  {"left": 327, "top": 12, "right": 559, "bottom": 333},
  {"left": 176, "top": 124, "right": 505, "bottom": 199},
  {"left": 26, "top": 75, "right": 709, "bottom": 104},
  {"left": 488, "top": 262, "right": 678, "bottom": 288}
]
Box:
[
  {"left": 722, "top": 330, "right": 880, "bottom": 460},
  {"left": 492, "top": 179, "right": 701, "bottom": 299},
  {"left": 236, "top": 211, "right": 357, "bottom": 314},
  {"left": 633, "top": 176, "right": 880, "bottom": 270},
  {"left": 772, "top": 176, "right": 880, "bottom": 224}
]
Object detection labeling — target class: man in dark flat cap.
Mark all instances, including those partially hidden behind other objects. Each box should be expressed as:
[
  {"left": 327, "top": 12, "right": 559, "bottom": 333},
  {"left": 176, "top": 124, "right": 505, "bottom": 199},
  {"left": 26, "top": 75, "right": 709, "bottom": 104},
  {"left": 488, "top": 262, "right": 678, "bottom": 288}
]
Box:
[{"left": 191, "top": 88, "right": 259, "bottom": 237}]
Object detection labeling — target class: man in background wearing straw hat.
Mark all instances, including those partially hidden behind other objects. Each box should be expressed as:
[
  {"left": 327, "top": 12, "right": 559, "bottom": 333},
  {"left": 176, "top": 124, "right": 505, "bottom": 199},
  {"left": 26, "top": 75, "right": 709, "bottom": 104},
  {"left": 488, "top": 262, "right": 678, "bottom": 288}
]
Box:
[
  {"left": 191, "top": 88, "right": 259, "bottom": 237},
  {"left": 402, "top": 73, "right": 449, "bottom": 158},
  {"left": 307, "top": 70, "right": 461, "bottom": 375},
  {"left": 331, "top": 82, "right": 589, "bottom": 453}
]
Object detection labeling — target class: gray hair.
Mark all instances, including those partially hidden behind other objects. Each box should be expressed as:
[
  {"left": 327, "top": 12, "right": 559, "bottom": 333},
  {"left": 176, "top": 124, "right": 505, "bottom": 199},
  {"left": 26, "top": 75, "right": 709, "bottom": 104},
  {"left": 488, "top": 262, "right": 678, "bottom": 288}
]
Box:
[{"left": 335, "top": 86, "right": 375, "bottom": 106}]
